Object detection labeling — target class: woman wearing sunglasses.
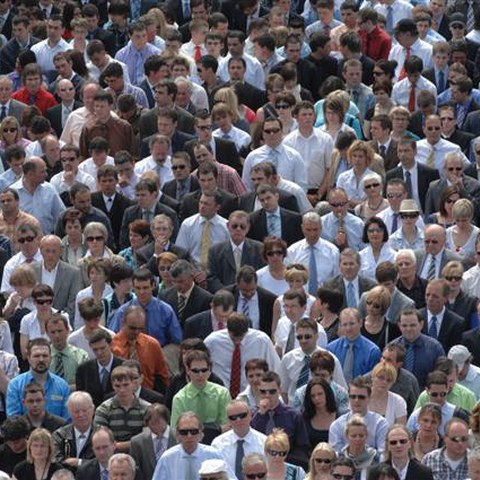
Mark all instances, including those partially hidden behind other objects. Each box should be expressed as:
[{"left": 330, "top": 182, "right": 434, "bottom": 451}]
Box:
[
  {"left": 425, "top": 185, "right": 462, "bottom": 228},
  {"left": 383, "top": 424, "right": 434, "bottom": 480},
  {"left": 0, "top": 116, "right": 31, "bottom": 150},
  {"left": 354, "top": 173, "right": 388, "bottom": 221},
  {"left": 388, "top": 200, "right": 424, "bottom": 251},
  {"left": 305, "top": 443, "right": 336, "bottom": 480},
  {"left": 256, "top": 236, "right": 289, "bottom": 297},
  {"left": 264, "top": 429, "right": 306, "bottom": 480}
]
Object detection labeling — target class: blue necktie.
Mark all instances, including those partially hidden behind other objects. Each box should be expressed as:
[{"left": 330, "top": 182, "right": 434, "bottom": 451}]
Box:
[
  {"left": 346, "top": 282, "right": 356, "bottom": 308},
  {"left": 404, "top": 342, "right": 415, "bottom": 371},
  {"left": 392, "top": 213, "right": 399, "bottom": 233},
  {"left": 428, "top": 315, "right": 438, "bottom": 339},
  {"left": 386, "top": 6, "right": 394, "bottom": 33},
  {"left": 438, "top": 70, "right": 445, "bottom": 94},
  {"left": 308, "top": 245, "right": 318, "bottom": 295},
  {"left": 296, "top": 355, "right": 310, "bottom": 389},
  {"left": 267, "top": 213, "right": 281, "bottom": 237},
  {"left": 405, "top": 171, "right": 413, "bottom": 198}
]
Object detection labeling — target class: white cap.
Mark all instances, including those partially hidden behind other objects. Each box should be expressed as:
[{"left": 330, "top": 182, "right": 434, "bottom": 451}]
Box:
[
  {"left": 199, "top": 459, "right": 228, "bottom": 475},
  {"left": 448, "top": 345, "right": 471, "bottom": 370}
]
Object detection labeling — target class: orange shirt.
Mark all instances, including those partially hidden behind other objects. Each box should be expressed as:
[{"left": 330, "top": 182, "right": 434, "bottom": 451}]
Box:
[{"left": 112, "top": 330, "right": 169, "bottom": 390}]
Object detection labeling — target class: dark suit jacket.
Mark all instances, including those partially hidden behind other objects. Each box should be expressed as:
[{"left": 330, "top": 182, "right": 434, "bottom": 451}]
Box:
[
  {"left": 369, "top": 139, "right": 399, "bottom": 172},
  {"left": 229, "top": 4, "right": 270, "bottom": 33},
  {"left": 0, "top": 10, "right": 14, "bottom": 41},
  {"left": 75, "top": 458, "right": 101, "bottom": 480},
  {"left": 238, "top": 190, "right": 300, "bottom": 213},
  {"left": 159, "top": 284, "right": 213, "bottom": 328},
  {"left": 139, "top": 79, "right": 155, "bottom": 108},
  {"left": 383, "top": 459, "right": 434, "bottom": 480},
  {"left": 184, "top": 137, "right": 243, "bottom": 174},
  {"left": 52, "top": 424, "right": 94, "bottom": 464},
  {"left": 462, "top": 327, "right": 480, "bottom": 367},
  {"left": 46, "top": 101, "right": 83, "bottom": 138},
  {"left": 464, "top": 162, "right": 480, "bottom": 180},
  {"left": 225, "top": 80, "right": 267, "bottom": 112},
  {"left": 423, "top": 67, "right": 449, "bottom": 94},
  {"left": 8, "top": 98, "right": 28, "bottom": 123},
  {"left": 139, "top": 386, "right": 164, "bottom": 404},
  {"left": 338, "top": 54, "right": 375, "bottom": 86},
  {"left": 247, "top": 208, "right": 303, "bottom": 246},
  {"left": 140, "top": 130, "right": 195, "bottom": 158},
  {"left": 184, "top": 310, "right": 214, "bottom": 339},
  {"left": 419, "top": 307, "right": 464, "bottom": 353},
  {"left": 385, "top": 162, "right": 440, "bottom": 211},
  {"left": 271, "top": 58, "right": 316, "bottom": 93},
  {"left": 207, "top": 238, "right": 266, "bottom": 292},
  {"left": 408, "top": 111, "right": 425, "bottom": 138},
  {"left": 463, "top": 109, "right": 480, "bottom": 136},
  {"left": 136, "top": 241, "right": 189, "bottom": 276},
  {"left": 180, "top": 188, "right": 237, "bottom": 221},
  {"left": 323, "top": 274, "right": 377, "bottom": 309},
  {"left": 444, "top": 129, "right": 475, "bottom": 157},
  {"left": 129, "top": 428, "right": 177, "bottom": 480},
  {"left": 225, "top": 284, "right": 277, "bottom": 337},
  {"left": 447, "top": 289, "right": 479, "bottom": 330},
  {"left": 139, "top": 105, "right": 195, "bottom": 140},
  {"left": 162, "top": 175, "right": 200, "bottom": 200},
  {"left": 120, "top": 202, "right": 179, "bottom": 250},
  {"left": 91, "top": 191, "right": 135, "bottom": 247},
  {"left": 75, "top": 356, "right": 123, "bottom": 407}
]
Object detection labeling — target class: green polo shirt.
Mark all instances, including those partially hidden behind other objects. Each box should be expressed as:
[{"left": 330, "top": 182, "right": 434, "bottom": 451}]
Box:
[{"left": 414, "top": 383, "right": 477, "bottom": 412}]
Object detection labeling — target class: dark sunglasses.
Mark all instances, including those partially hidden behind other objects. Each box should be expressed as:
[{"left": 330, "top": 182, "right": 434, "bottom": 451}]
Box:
[
  {"left": 367, "top": 228, "right": 384, "bottom": 234},
  {"left": 18, "top": 235, "right": 36, "bottom": 244},
  {"left": 445, "top": 275, "right": 462, "bottom": 281},
  {"left": 449, "top": 435, "right": 469, "bottom": 443},
  {"left": 349, "top": 394, "right": 367, "bottom": 400},
  {"left": 333, "top": 474, "right": 354, "bottom": 480},
  {"left": 364, "top": 183, "right": 380, "bottom": 189},
  {"left": 275, "top": 103, "right": 290, "bottom": 109},
  {"left": 86, "top": 236, "right": 104, "bottom": 242},
  {"left": 228, "top": 412, "right": 248, "bottom": 421},
  {"left": 314, "top": 458, "right": 332, "bottom": 464},
  {"left": 296, "top": 334, "right": 313, "bottom": 340},
  {"left": 447, "top": 167, "right": 462, "bottom": 172},
  {"left": 245, "top": 474, "right": 267, "bottom": 479},
  {"left": 267, "top": 450, "right": 287, "bottom": 457},
  {"left": 177, "top": 428, "right": 200, "bottom": 436},
  {"left": 266, "top": 250, "right": 283, "bottom": 257},
  {"left": 2, "top": 127, "right": 17, "bottom": 133},
  {"left": 230, "top": 223, "right": 247, "bottom": 230},
  {"left": 190, "top": 367, "right": 209, "bottom": 374},
  {"left": 259, "top": 388, "right": 277, "bottom": 395},
  {"left": 429, "top": 391, "right": 447, "bottom": 398},
  {"left": 330, "top": 201, "right": 347, "bottom": 208},
  {"left": 426, "top": 126, "right": 441, "bottom": 131},
  {"left": 263, "top": 128, "right": 281, "bottom": 134},
  {"left": 400, "top": 213, "right": 419, "bottom": 219},
  {"left": 61, "top": 157, "right": 77, "bottom": 162},
  {"left": 172, "top": 164, "right": 187, "bottom": 170},
  {"left": 197, "top": 125, "right": 212, "bottom": 130},
  {"left": 389, "top": 439, "right": 409, "bottom": 445},
  {"left": 35, "top": 298, "right": 53, "bottom": 305}
]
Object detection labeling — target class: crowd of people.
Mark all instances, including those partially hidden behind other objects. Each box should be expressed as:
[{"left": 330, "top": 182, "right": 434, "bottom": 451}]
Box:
[{"left": 2, "top": 0, "right": 480, "bottom": 479}]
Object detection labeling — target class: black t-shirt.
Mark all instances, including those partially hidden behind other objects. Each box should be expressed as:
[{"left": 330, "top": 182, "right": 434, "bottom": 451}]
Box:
[{"left": 0, "top": 444, "right": 27, "bottom": 476}]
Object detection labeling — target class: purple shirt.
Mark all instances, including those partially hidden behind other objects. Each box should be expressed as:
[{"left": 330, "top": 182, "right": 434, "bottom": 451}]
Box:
[{"left": 115, "top": 41, "right": 161, "bottom": 86}]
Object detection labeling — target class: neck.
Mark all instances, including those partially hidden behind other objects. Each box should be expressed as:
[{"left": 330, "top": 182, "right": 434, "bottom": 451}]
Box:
[
  {"left": 117, "top": 395, "right": 135, "bottom": 408},
  {"left": 31, "top": 371, "right": 48, "bottom": 383},
  {"left": 299, "top": 125, "right": 313, "bottom": 136},
  {"left": 2, "top": 208, "right": 18, "bottom": 221},
  {"left": 99, "top": 355, "right": 111, "bottom": 367},
  {"left": 23, "top": 178, "right": 37, "bottom": 193},
  {"left": 400, "top": 274, "right": 416, "bottom": 288},
  {"left": 392, "top": 457, "right": 409, "bottom": 470}
]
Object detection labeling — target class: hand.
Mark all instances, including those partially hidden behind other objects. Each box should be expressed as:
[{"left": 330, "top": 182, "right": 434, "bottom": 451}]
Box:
[
  {"left": 63, "top": 458, "right": 79, "bottom": 467},
  {"left": 193, "top": 270, "right": 207, "bottom": 285},
  {"left": 63, "top": 171, "right": 75, "bottom": 186},
  {"left": 154, "top": 236, "right": 167, "bottom": 255},
  {"left": 307, "top": 193, "right": 319, "bottom": 206},
  {"left": 258, "top": 399, "right": 270, "bottom": 415}
]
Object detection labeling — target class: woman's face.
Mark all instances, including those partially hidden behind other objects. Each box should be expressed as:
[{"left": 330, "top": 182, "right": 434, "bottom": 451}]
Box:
[
  {"left": 455, "top": 215, "right": 471, "bottom": 230},
  {"left": 267, "top": 85, "right": 283, "bottom": 103},
  {"left": 14, "top": 284, "right": 33, "bottom": 298},
  {"left": 325, "top": 108, "right": 340, "bottom": 126},
  {"left": 366, "top": 222, "right": 385, "bottom": 248},
  {"left": 287, "top": 274, "right": 305, "bottom": 290},
  {"left": 364, "top": 179, "right": 381, "bottom": 197},
  {"left": 396, "top": 254, "right": 416, "bottom": 279},
  {"left": 418, "top": 412, "right": 440, "bottom": 435},
  {"left": 392, "top": 115, "right": 409, "bottom": 133},
  {"left": 275, "top": 101, "right": 292, "bottom": 119},
  {"left": 86, "top": 231, "right": 105, "bottom": 256},
  {"left": 444, "top": 271, "right": 462, "bottom": 292},
  {"left": 129, "top": 231, "right": 148, "bottom": 251},
  {"left": 89, "top": 267, "right": 106, "bottom": 285},
  {"left": 2, "top": 123, "right": 18, "bottom": 144},
  {"left": 372, "top": 371, "right": 393, "bottom": 392},
  {"left": 347, "top": 426, "right": 367, "bottom": 451},
  {"left": 366, "top": 297, "right": 383, "bottom": 317},
  {"left": 444, "top": 194, "right": 460, "bottom": 214},
  {"left": 351, "top": 150, "right": 367, "bottom": 171},
  {"left": 375, "top": 89, "right": 389, "bottom": 103},
  {"left": 310, "top": 384, "right": 327, "bottom": 409},
  {"left": 388, "top": 428, "right": 411, "bottom": 460},
  {"left": 266, "top": 443, "right": 288, "bottom": 465},
  {"left": 30, "top": 440, "right": 49, "bottom": 462},
  {"left": 313, "top": 451, "right": 335, "bottom": 473},
  {"left": 266, "top": 247, "right": 285, "bottom": 267},
  {"left": 158, "top": 260, "right": 173, "bottom": 283}
]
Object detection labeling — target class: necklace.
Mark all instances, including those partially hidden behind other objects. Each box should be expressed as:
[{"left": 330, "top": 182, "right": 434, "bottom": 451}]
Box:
[{"left": 367, "top": 197, "right": 384, "bottom": 210}]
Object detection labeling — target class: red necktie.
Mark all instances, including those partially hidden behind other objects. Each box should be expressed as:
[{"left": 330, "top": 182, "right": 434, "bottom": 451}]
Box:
[
  {"left": 194, "top": 45, "right": 202, "bottom": 62},
  {"left": 230, "top": 344, "right": 241, "bottom": 398},
  {"left": 399, "top": 47, "right": 411, "bottom": 80},
  {"left": 408, "top": 83, "right": 416, "bottom": 112}
]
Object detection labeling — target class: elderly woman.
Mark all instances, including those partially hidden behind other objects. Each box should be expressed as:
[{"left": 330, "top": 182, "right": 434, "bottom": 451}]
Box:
[
  {"left": 413, "top": 403, "right": 442, "bottom": 461},
  {"left": 305, "top": 443, "right": 337, "bottom": 480},
  {"left": 118, "top": 219, "right": 151, "bottom": 270},
  {"left": 0, "top": 116, "right": 31, "bottom": 149},
  {"left": 359, "top": 217, "right": 396, "bottom": 280},
  {"left": 264, "top": 429, "right": 306, "bottom": 480},
  {"left": 341, "top": 415, "right": 379, "bottom": 479},
  {"left": 337, "top": 141, "right": 375, "bottom": 209},
  {"left": 441, "top": 261, "right": 479, "bottom": 330},
  {"left": 383, "top": 424, "right": 434, "bottom": 480},
  {"left": 389, "top": 200, "right": 424, "bottom": 251},
  {"left": 354, "top": 172, "right": 388, "bottom": 220},
  {"left": 446, "top": 198, "right": 479, "bottom": 265},
  {"left": 369, "top": 363, "right": 407, "bottom": 426},
  {"left": 312, "top": 287, "right": 343, "bottom": 343},
  {"left": 12, "top": 428, "right": 62, "bottom": 480},
  {"left": 320, "top": 94, "right": 357, "bottom": 144},
  {"left": 425, "top": 185, "right": 462, "bottom": 228},
  {"left": 396, "top": 249, "right": 427, "bottom": 309},
  {"left": 256, "top": 236, "right": 289, "bottom": 297},
  {"left": 361, "top": 286, "right": 401, "bottom": 351}
]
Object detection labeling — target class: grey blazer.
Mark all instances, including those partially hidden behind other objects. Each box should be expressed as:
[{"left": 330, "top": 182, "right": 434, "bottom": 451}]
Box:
[
  {"left": 414, "top": 249, "right": 465, "bottom": 278},
  {"left": 9, "top": 99, "right": 27, "bottom": 122},
  {"left": 323, "top": 274, "right": 377, "bottom": 310},
  {"left": 358, "top": 287, "right": 416, "bottom": 323},
  {"left": 32, "top": 260, "right": 82, "bottom": 319}
]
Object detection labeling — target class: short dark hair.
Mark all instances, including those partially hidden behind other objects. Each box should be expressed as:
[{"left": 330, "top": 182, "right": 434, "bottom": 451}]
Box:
[
  {"left": 316, "top": 288, "right": 344, "bottom": 314},
  {"left": 88, "top": 329, "right": 112, "bottom": 345}
]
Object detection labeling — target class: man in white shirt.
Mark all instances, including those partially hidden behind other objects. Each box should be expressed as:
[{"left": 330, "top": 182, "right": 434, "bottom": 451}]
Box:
[
  {"left": 211, "top": 399, "right": 266, "bottom": 480},
  {"left": 86, "top": 40, "right": 131, "bottom": 84},
  {"left": 134, "top": 134, "right": 173, "bottom": 188}
]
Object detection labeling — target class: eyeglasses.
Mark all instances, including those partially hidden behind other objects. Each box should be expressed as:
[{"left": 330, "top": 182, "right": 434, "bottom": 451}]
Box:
[
  {"left": 387, "top": 193, "right": 404, "bottom": 199},
  {"left": 445, "top": 275, "right": 462, "bottom": 281},
  {"left": 2, "top": 127, "right": 17, "bottom": 133},
  {"left": 17, "top": 235, "right": 36, "bottom": 244},
  {"left": 158, "top": 266, "right": 171, "bottom": 272},
  {"left": 267, "top": 449, "right": 287, "bottom": 457},
  {"left": 449, "top": 435, "right": 469, "bottom": 443},
  {"left": 61, "top": 157, "right": 77, "bottom": 162},
  {"left": 366, "top": 300, "right": 381, "bottom": 308},
  {"left": 263, "top": 128, "right": 281, "bottom": 134},
  {"left": 364, "top": 183, "right": 380, "bottom": 189},
  {"left": 296, "top": 334, "right": 313, "bottom": 340},
  {"left": 35, "top": 298, "right": 53, "bottom": 305},
  {"left": 400, "top": 213, "right": 419, "bottom": 219},
  {"left": 245, "top": 474, "right": 267, "bottom": 479},
  {"left": 447, "top": 166, "right": 463, "bottom": 172},
  {"left": 367, "top": 228, "right": 383, "bottom": 234},
  {"left": 429, "top": 391, "right": 447, "bottom": 398},
  {"left": 332, "top": 474, "right": 354, "bottom": 480},
  {"left": 389, "top": 438, "right": 409, "bottom": 445},
  {"left": 330, "top": 202, "right": 347, "bottom": 208},
  {"left": 177, "top": 428, "right": 200, "bottom": 436},
  {"left": 314, "top": 458, "right": 332, "bottom": 464},
  {"left": 230, "top": 223, "right": 247, "bottom": 230},
  {"left": 451, "top": 24, "right": 464, "bottom": 29},
  {"left": 259, "top": 388, "right": 277, "bottom": 395},
  {"left": 228, "top": 411, "right": 248, "bottom": 421},
  {"left": 349, "top": 394, "right": 368, "bottom": 400},
  {"left": 426, "top": 126, "right": 441, "bottom": 131},
  {"left": 172, "top": 164, "right": 187, "bottom": 170},
  {"left": 190, "top": 367, "right": 209, "bottom": 374},
  {"left": 275, "top": 103, "right": 290, "bottom": 109},
  {"left": 266, "top": 250, "right": 283, "bottom": 257},
  {"left": 86, "top": 236, "right": 104, "bottom": 242},
  {"left": 197, "top": 125, "right": 212, "bottom": 130}
]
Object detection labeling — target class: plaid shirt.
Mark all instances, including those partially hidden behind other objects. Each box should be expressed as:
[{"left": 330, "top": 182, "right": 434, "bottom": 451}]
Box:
[
  {"left": 193, "top": 161, "right": 247, "bottom": 197},
  {"left": 422, "top": 447, "right": 468, "bottom": 480}
]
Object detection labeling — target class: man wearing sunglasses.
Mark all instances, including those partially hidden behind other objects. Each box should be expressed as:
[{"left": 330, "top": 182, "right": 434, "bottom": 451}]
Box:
[
  {"left": 241, "top": 453, "right": 269, "bottom": 480},
  {"left": 211, "top": 400, "right": 266, "bottom": 480}
]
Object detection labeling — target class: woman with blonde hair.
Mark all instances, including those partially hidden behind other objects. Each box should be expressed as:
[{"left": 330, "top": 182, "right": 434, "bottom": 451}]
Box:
[
  {"left": 264, "top": 428, "right": 306, "bottom": 479},
  {"left": 12, "top": 428, "right": 62, "bottom": 480},
  {"left": 147, "top": 8, "right": 169, "bottom": 38},
  {"left": 369, "top": 363, "right": 407, "bottom": 426},
  {"left": 305, "top": 443, "right": 336, "bottom": 480},
  {"left": 0, "top": 116, "right": 31, "bottom": 149},
  {"left": 214, "top": 87, "right": 254, "bottom": 129},
  {"left": 320, "top": 94, "right": 356, "bottom": 143}
]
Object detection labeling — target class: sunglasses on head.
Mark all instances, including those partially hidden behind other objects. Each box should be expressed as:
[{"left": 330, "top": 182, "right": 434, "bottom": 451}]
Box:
[
  {"left": 177, "top": 428, "right": 200, "bottom": 436},
  {"left": 18, "top": 235, "right": 36, "bottom": 244},
  {"left": 228, "top": 411, "right": 248, "bottom": 421}
]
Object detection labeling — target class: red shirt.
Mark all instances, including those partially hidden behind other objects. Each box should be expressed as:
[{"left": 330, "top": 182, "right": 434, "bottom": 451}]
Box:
[
  {"left": 360, "top": 25, "right": 392, "bottom": 61},
  {"left": 11, "top": 87, "right": 57, "bottom": 116}
]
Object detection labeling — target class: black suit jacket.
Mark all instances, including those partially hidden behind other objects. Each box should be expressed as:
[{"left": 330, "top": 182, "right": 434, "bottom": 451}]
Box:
[
  {"left": 180, "top": 188, "right": 237, "bottom": 221},
  {"left": 162, "top": 175, "right": 200, "bottom": 200},
  {"left": 229, "top": 4, "right": 270, "bottom": 32},
  {"left": 75, "top": 356, "right": 123, "bottom": 407},
  {"left": 46, "top": 101, "right": 83, "bottom": 138},
  {"left": 271, "top": 58, "right": 316, "bottom": 93},
  {"left": 307, "top": 54, "right": 339, "bottom": 101},
  {"left": 225, "top": 284, "right": 276, "bottom": 337},
  {"left": 369, "top": 139, "right": 399, "bottom": 172},
  {"left": 419, "top": 308, "right": 464, "bottom": 353},
  {"left": 247, "top": 208, "right": 303, "bottom": 246},
  {"left": 184, "top": 310, "right": 214, "bottom": 339},
  {"left": 159, "top": 284, "right": 213, "bottom": 328},
  {"left": 464, "top": 162, "right": 480, "bottom": 180},
  {"left": 238, "top": 190, "right": 300, "bottom": 213},
  {"left": 0, "top": 10, "right": 13, "bottom": 40},
  {"left": 136, "top": 241, "right": 189, "bottom": 276},
  {"left": 385, "top": 162, "right": 440, "bottom": 211},
  {"left": 184, "top": 137, "right": 243, "bottom": 174},
  {"left": 462, "top": 327, "right": 480, "bottom": 367},
  {"left": 224, "top": 80, "right": 267, "bottom": 112},
  {"left": 338, "top": 54, "right": 375, "bottom": 86},
  {"left": 140, "top": 130, "right": 195, "bottom": 158},
  {"left": 139, "top": 79, "right": 155, "bottom": 108},
  {"left": 52, "top": 424, "right": 94, "bottom": 464},
  {"left": 383, "top": 459, "right": 434, "bottom": 480},
  {"left": 445, "top": 129, "right": 476, "bottom": 157},
  {"left": 75, "top": 458, "right": 101, "bottom": 480},
  {"left": 323, "top": 274, "right": 377, "bottom": 309},
  {"left": 91, "top": 191, "right": 135, "bottom": 247},
  {"left": 423, "top": 67, "right": 450, "bottom": 94}
]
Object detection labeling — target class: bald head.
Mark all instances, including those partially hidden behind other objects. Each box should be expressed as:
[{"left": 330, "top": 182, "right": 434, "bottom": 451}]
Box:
[
  {"left": 424, "top": 224, "right": 446, "bottom": 255},
  {"left": 40, "top": 234, "right": 62, "bottom": 268}
]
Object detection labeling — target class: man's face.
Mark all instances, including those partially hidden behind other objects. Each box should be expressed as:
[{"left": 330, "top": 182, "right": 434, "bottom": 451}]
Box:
[
  {"left": 83, "top": 84, "right": 100, "bottom": 111},
  {"left": 24, "top": 391, "right": 46, "bottom": 416},
  {"left": 228, "top": 60, "right": 246, "bottom": 81},
  {"left": 73, "top": 190, "right": 91, "bottom": 214},
  {"left": 296, "top": 327, "right": 317, "bottom": 354},
  {"left": 18, "top": 228, "right": 40, "bottom": 258},
  {"left": 440, "top": 109, "right": 457, "bottom": 134},
  {"left": 199, "top": 173, "right": 217, "bottom": 194},
  {"left": 0, "top": 191, "right": 19, "bottom": 215},
  {"left": 296, "top": 108, "right": 315, "bottom": 130},
  {"left": 133, "top": 279, "right": 154, "bottom": 305},
  {"left": 47, "top": 20, "right": 64, "bottom": 42},
  {"left": 43, "top": 139, "right": 60, "bottom": 161},
  {"left": 151, "top": 220, "right": 172, "bottom": 241},
  {"left": 424, "top": 226, "right": 445, "bottom": 255},
  {"left": 425, "top": 282, "right": 446, "bottom": 314},
  {"left": 444, "top": 157, "right": 463, "bottom": 183},
  {"left": 424, "top": 117, "right": 442, "bottom": 144},
  {"left": 104, "top": 75, "right": 124, "bottom": 94},
  {"left": 131, "top": 29, "right": 148, "bottom": 49},
  {"left": 198, "top": 194, "right": 218, "bottom": 219},
  {"left": 150, "top": 141, "right": 169, "bottom": 163},
  {"left": 396, "top": 31, "right": 415, "bottom": 48},
  {"left": 340, "top": 312, "right": 361, "bottom": 341},
  {"left": 155, "top": 87, "right": 172, "bottom": 108},
  {"left": 177, "top": 416, "right": 202, "bottom": 451},
  {"left": 386, "top": 184, "right": 407, "bottom": 211},
  {"left": 57, "top": 80, "right": 75, "bottom": 103},
  {"left": 259, "top": 380, "right": 280, "bottom": 409},
  {"left": 113, "top": 377, "right": 135, "bottom": 401},
  {"left": 262, "top": 120, "right": 282, "bottom": 147},
  {"left": 171, "top": 155, "right": 190, "bottom": 181},
  {"left": 445, "top": 422, "right": 469, "bottom": 459},
  {"left": 69, "top": 401, "right": 94, "bottom": 432},
  {"left": 148, "top": 413, "right": 168, "bottom": 437},
  {"left": 434, "top": 52, "right": 449, "bottom": 70},
  {"left": 430, "top": 0, "right": 446, "bottom": 16},
  {"left": 25, "top": 75, "right": 41, "bottom": 94},
  {"left": 28, "top": 345, "right": 51, "bottom": 373},
  {"left": 123, "top": 310, "right": 145, "bottom": 342},
  {"left": 344, "top": 67, "right": 362, "bottom": 87},
  {"left": 92, "top": 431, "right": 115, "bottom": 465},
  {"left": 339, "top": 254, "right": 360, "bottom": 281},
  {"left": 89, "top": 52, "right": 106, "bottom": 69},
  {"left": 285, "top": 42, "right": 301, "bottom": 63},
  {"left": 348, "top": 386, "right": 369, "bottom": 414},
  {"left": 302, "top": 220, "right": 321, "bottom": 245},
  {"left": 283, "top": 297, "right": 306, "bottom": 322},
  {"left": 91, "top": 149, "right": 108, "bottom": 167},
  {"left": 6, "top": 437, "right": 27, "bottom": 454},
  {"left": 205, "top": 38, "right": 222, "bottom": 57},
  {"left": 12, "top": 22, "right": 29, "bottom": 43},
  {"left": 370, "top": 121, "right": 389, "bottom": 142},
  {"left": 172, "top": 273, "right": 193, "bottom": 295},
  {"left": 329, "top": 191, "right": 348, "bottom": 219},
  {"left": 110, "top": 460, "right": 135, "bottom": 480},
  {"left": 227, "top": 37, "right": 243, "bottom": 57},
  {"left": 187, "top": 359, "right": 210, "bottom": 389},
  {"left": 228, "top": 215, "right": 249, "bottom": 244},
  {"left": 427, "top": 382, "right": 448, "bottom": 406},
  {"left": 90, "top": 339, "right": 111, "bottom": 365},
  {"left": 250, "top": 170, "right": 270, "bottom": 189},
  {"left": 46, "top": 320, "right": 68, "bottom": 350},
  {"left": 237, "top": 278, "right": 257, "bottom": 302},
  {"left": 135, "top": 189, "right": 157, "bottom": 209},
  {"left": 157, "top": 116, "right": 176, "bottom": 137},
  {"left": 399, "top": 313, "right": 423, "bottom": 342},
  {"left": 54, "top": 59, "right": 73, "bottom": 79},
  {"left": 0, "top": 79, "right": 13, "bottom": 103},
  {"left": 381, "top": 349, "right": 401, "bottom": 369},
  {"left": 258, "top": 191, "right": 279, "bottom": 213},
  {"left": 396, "top": 252, "right": 416, "bottom": 279},
  {"left": 194, "top": 145, "right": 213, "bottom": 165},
  {"left": 93, "top": 100, "right": 111, "bottom": 122},
  {"left": 212, "top": 305, "right": 233, "bottom": 326},
  {"left": 98, "top": 175, "right": 117, "bottom": 196},
  {"left": 227, "top": 402, "right": 251, "bottom": 435},
  {"left": 175, "top": 83, "right": 191, "bottom": 108},
  {"left": 397, "top": 142, "right": 416, "bottom": 166},
  {"left": 195, "top": 118, "right": 213, "bottom": 141}
]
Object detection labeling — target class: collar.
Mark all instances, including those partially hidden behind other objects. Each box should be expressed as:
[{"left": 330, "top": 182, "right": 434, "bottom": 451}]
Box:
[
  {"left": 230, "top": 239, "right": 244, "bottom": 251},
  {"left": 179, "top": 282, "right": 195, "bottom": 300},
  {"left": 74, "top": 425, "right": 91, "bottom": 439},
  {"left": 428, "top": 306, "right": 446, "bottom": 320},
  {"left": 97, "top": 354, "right": 114, "bottom": 372},
  {"left": 42, "top": 261, "right": 59, "bottom": 274}
]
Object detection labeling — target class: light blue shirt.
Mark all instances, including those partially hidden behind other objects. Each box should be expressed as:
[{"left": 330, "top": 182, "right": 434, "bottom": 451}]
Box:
[
  {"left": 0, "top": 168, "right": 19, "bottom": 193},
  {"left": 115, "top": 41, "right": 162, "bottom": 86},
  {"left": 321, "top": 212, "right": 365, "bottom": 251},
  {"left": 407, "top": 401, "right": 456, "bottom": 436},
  {"left": 11, "top": 179, "right": 66, "bottom": 234}
]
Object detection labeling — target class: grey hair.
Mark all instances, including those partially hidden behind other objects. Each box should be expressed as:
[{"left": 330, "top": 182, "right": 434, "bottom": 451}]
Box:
[
  {"left": 108, "top": 453, "right": 136, "bottom": 474},
  {"left": 83, "top": 222, "right": 108, "bottom": 239},
  {"left": 169, "top": 259, "right": 193, "bottom": 278},
  {"left": 67, "top": 391, "right": 94, "bottom": 409},
  {"left": 444, "top": 151, "right": 464, "bottom": 167},
  {"left": 361, "top": 172, "right": 382, "bottom": 189},
  {"left": 395, "top": 249, "right": 416, "bottom": 265},
  {"left": 174, "top": 76, "right": 193, "bottom": 92},
  {"left": 51, "top": 470, "right": 75, "bottom": 480},
  {"left": 302, "top": 211, "right": 322, "bottom": 224}
]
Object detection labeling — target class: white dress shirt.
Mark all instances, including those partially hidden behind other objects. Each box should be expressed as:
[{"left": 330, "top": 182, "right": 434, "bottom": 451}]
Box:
[
  {"left": 415, "top": 138, "right": 468, "bottom": 177},
  {"left": 213, "top": 126, "right": 251, "bottom": 151},
  {"left": 462, "top": 264, "right": 480, "bottom": 299},
  {"left": 336, "top": 167, "right": 373, "bottom": 202},
  {"left": 391, "top": 76, "right": 437, "bottom": 111},
  {"left": 31, "top": 37, "right": 70, "bottom": 76},
  {"left": 134, "top": 155, "right": 173, "bottom": 187},
  {"left": 276, "top": 177, "right": 312, "bottom": 213},
  {"left": 77, "top": 156, "right": 115, "bottom": 179},
  {"left": 359, "top": 244, "right": 397, "bottom": 280},
  {"left": 1, "top": 250, "right": 43, "bottom": 292},
  {"left": 217, "top": 52, "right": 265, "bottom": 91},
  {"left": 40, "top": 261, "right": 58, "bottom": 289},
  {"left": 388, "top": 38, "right": 433, "bottom": 81},
  {"left": 50, "top": 169, "right": 97, "bottom": 195}
]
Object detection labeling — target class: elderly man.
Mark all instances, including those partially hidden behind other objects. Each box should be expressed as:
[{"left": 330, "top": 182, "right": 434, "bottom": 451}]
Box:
[
  {"left": 241, "top": 454, "right": 268, "bottom": 480},
  {"left": 108, "top": 453, "right": 137, "bottom": 480},
  {"left": 11, "top": 157, "right": 65, "bottom": 235},
  {"left": 135, "top": 134, "right": 174, "bottom": 186},
  {"left": 448, "top": 345, "right": 480, "bottom": 400},
  {"left": 52, "top": 391, "right": 95, "bottom": 468}
]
